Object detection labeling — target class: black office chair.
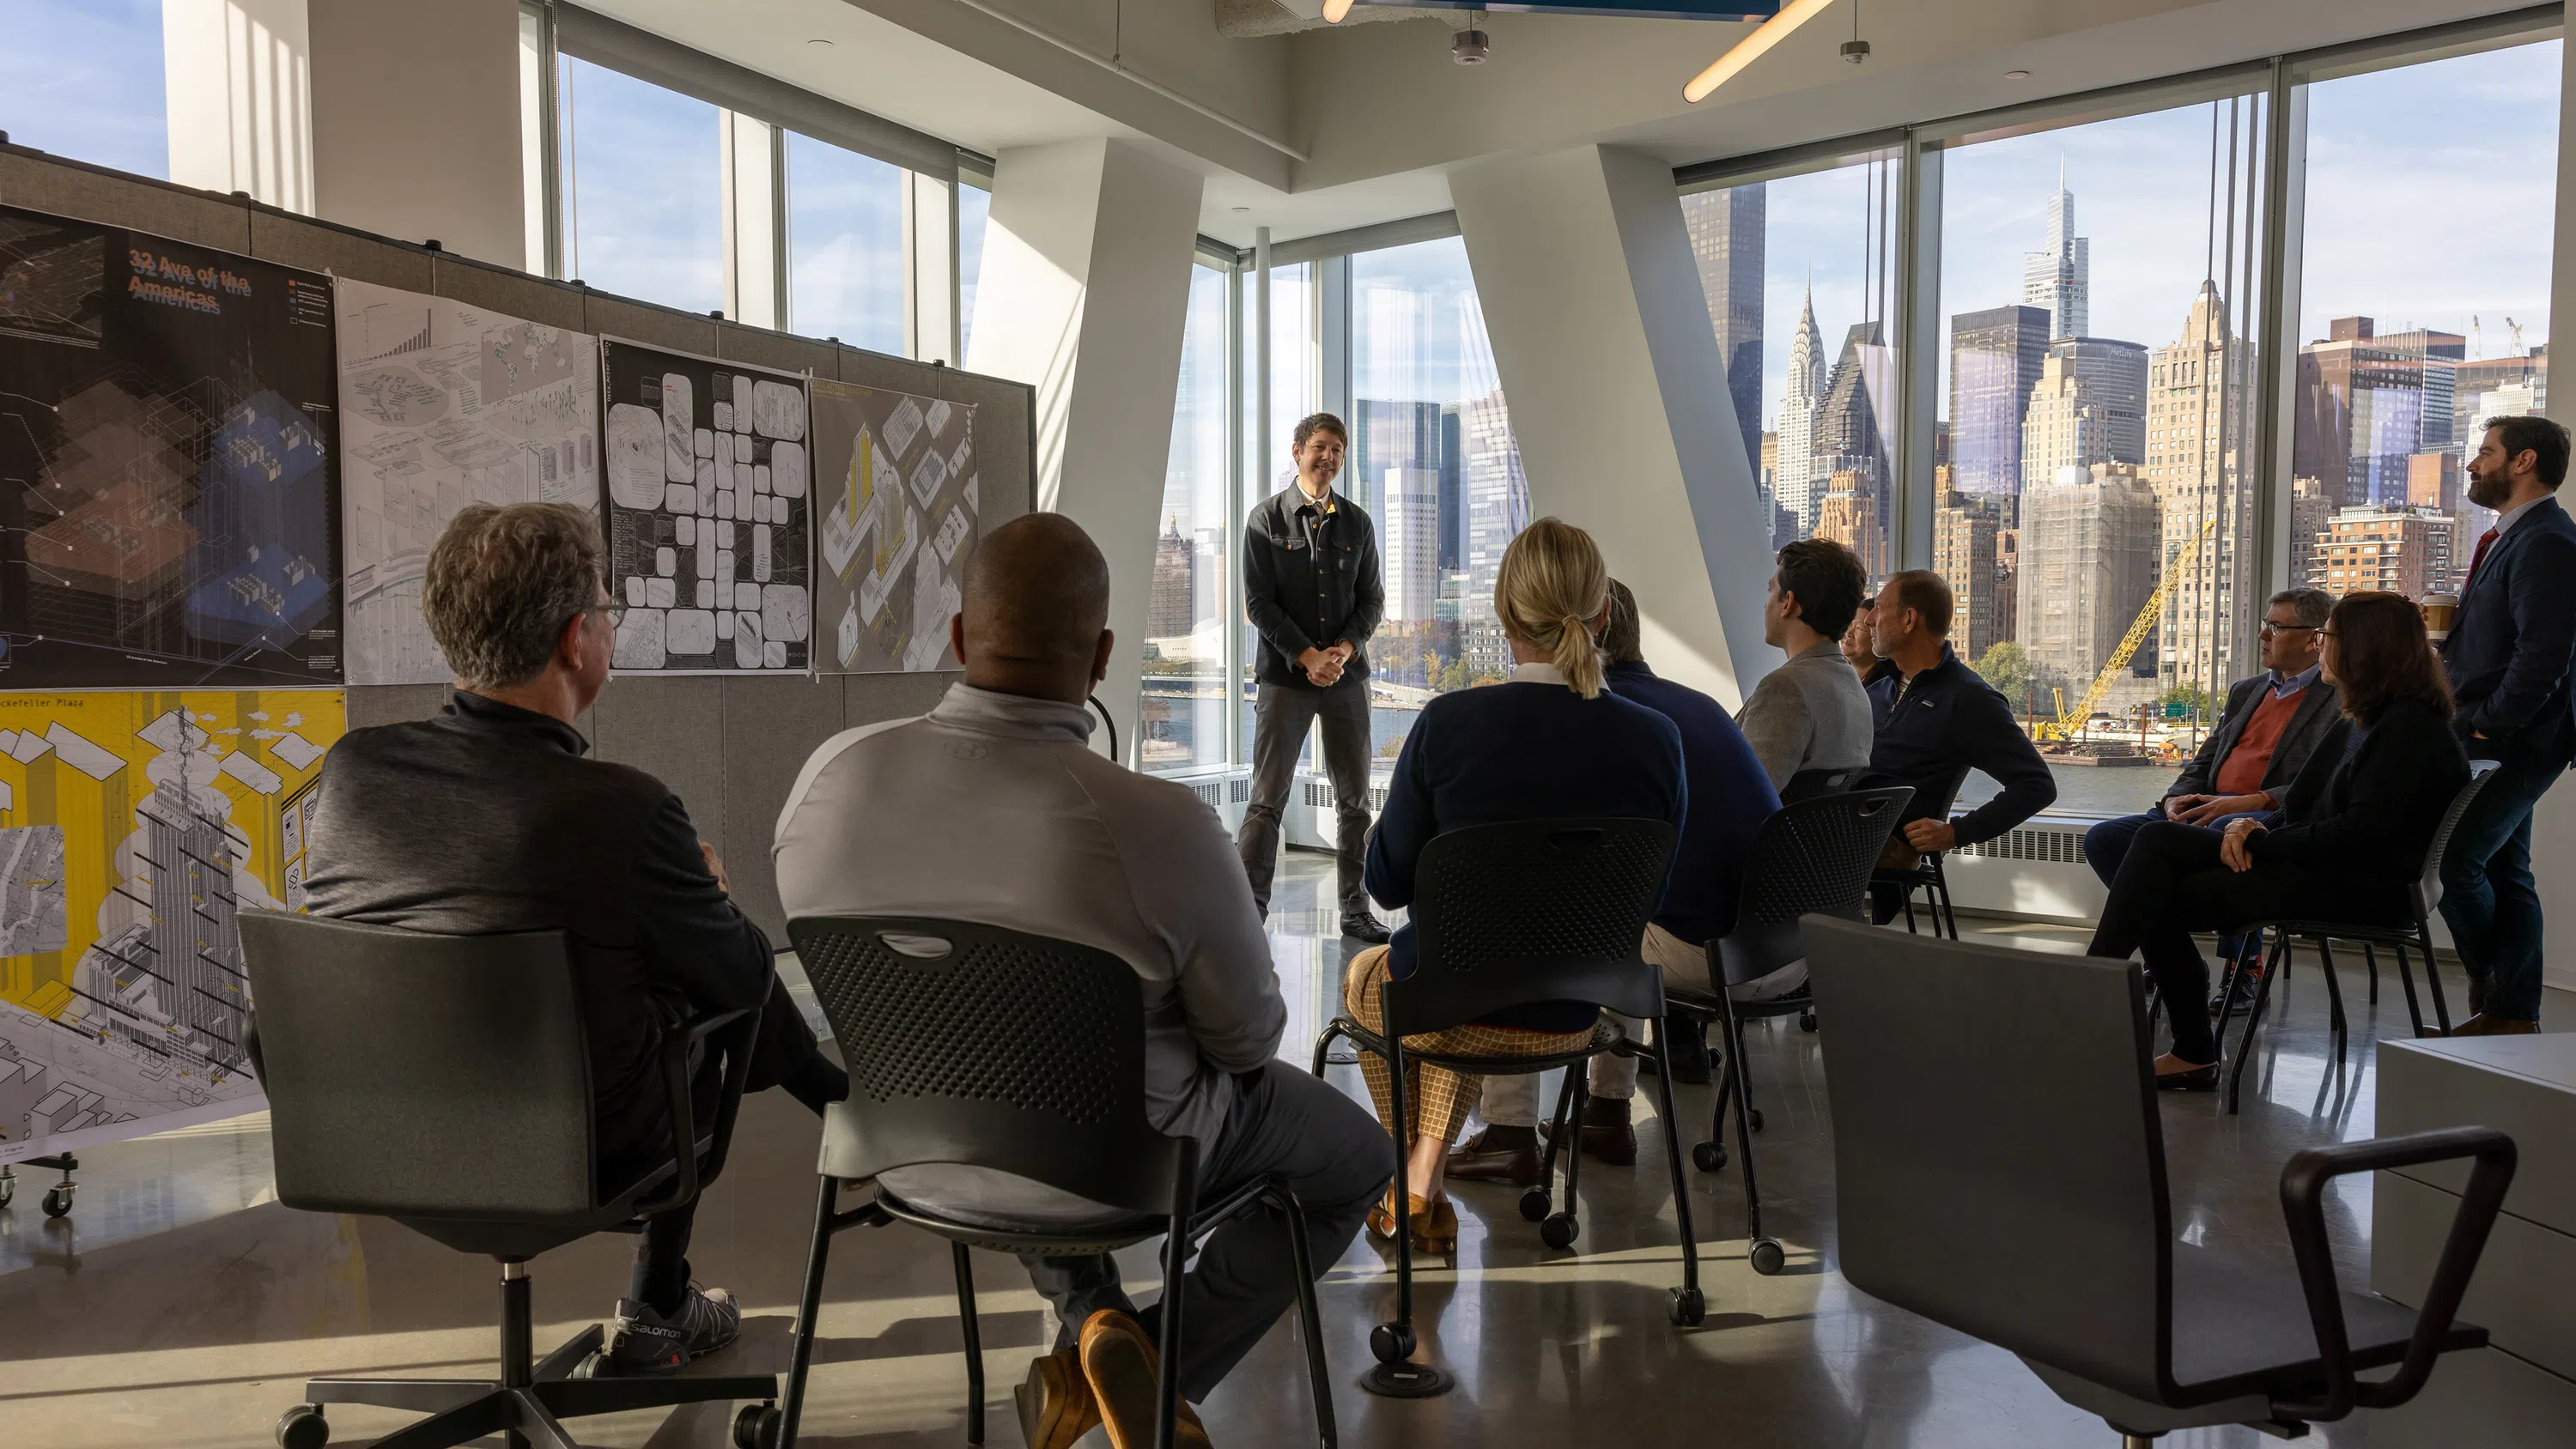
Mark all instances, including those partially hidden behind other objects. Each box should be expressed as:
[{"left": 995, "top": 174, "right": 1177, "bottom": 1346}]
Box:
[
  {"left": 236, "top": 912, "right": 778, "bottom": 1449},
  {"left": 1310, "top": 816, "right": 1698, "bottom": 1399},
  {"left": 1664, "top": 787, "right": 1910, "bottom": 1276},
  {"left": 778, "top": 917, "right": 1334, "bottom": 1449},
  {"left": 1871, "top": 766, "right": 1969, "bottom": 939},
  {"left": 1805, "top": 915, "right": 2514, "bottom": 1446},
  {"left": 2215, "top": 761, "right": 2500, "bottom": 1114},
  {"left": 1777, "top": 765, "right": 1865, "bottom": 804}
]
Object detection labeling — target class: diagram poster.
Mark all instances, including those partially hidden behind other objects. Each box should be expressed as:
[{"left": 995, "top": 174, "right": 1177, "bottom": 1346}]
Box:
[
  {"left": 599, "top": 339, "right": 811, "bottom": 674},
  {"left": 0, "top": 207, "right": 343, "bottom": 689},
  {"left": 811, "top": 378, "right": 978, "bottom": 673},
  {"left": 0, "top": 688, "right": 344, "bottom": 1164},
  {"left": 337, "top": 278, "right": 600, "bottom": 684}
]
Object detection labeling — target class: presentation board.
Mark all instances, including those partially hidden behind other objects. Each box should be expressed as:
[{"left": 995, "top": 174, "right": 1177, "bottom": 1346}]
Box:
[
  {"left": 811, "top": 377, "right": 980, "bottom": 673},
  {"left": 337, "top": 279, "right": 602, "bottom": 685},
  {"left": 0, "top": 207, "right": 343, "bottom": 689},
  {"left": 600, "top": 339, "right": 813, "bottom": 674},
  {"left": 0, "top": 688, "right": 344, "bottom": 1165}
]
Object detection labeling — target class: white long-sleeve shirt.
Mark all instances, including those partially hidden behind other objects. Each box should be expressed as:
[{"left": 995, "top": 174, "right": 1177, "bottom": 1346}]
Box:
[{"left": 774, "top": 682, "right": 1286, "bottom": 1225}]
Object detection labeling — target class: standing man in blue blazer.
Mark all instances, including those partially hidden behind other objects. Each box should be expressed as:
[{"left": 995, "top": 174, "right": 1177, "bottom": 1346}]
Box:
[{"left": 2439, "top": 415, "right": 2576, "bottom": 1034}]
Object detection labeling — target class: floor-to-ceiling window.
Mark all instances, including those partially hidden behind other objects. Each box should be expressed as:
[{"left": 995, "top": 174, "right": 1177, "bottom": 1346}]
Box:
[
  {"left": 2296, "top": 40, "right": 2559, "bottom": 601},
  {"left": 1144, "top": 262, "right": 1233, "bottom": 775},
  {"left": 784, "top": 132, "right": 905, "bottom": 354},
  {"left": 1682, "top": 151, "right": 1905, "bottom": 583},
  {"left": 557, "top": 55, "right": 726, "bottom": 315},
  {"left": 1938, "top": 94, "right": 2269, "bottom": 819},
  {"left": 1242, "top": 259, "right": 1319, "bottom": 766},
  {"left": 958, "top": 179, "right": 991, "bottom": 357},
  {"left": 0, "top": 0, "right": 167, "bottom": 179}
]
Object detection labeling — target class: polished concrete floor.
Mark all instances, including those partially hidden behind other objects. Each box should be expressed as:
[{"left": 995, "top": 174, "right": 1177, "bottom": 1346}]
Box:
[{"left": 4, "top": 852, "right": 2567, "bottom": 1448}]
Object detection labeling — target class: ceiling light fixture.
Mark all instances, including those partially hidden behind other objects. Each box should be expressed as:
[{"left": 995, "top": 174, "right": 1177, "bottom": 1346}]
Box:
[
  {"left": 1324, "top": 0, "right": 1356, "bottom": 21},
  {"left": 1685, "top": 0, "right": 1835, "bottom": 103},
  {"left": 2006, "top": 69, "right": 2030, "bottom": 80}
]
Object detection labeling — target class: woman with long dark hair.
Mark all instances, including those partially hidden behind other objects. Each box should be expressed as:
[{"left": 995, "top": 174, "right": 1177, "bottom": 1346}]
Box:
[{"left": 2087, "top": 591, "right": 2470, "bottom": 1088}]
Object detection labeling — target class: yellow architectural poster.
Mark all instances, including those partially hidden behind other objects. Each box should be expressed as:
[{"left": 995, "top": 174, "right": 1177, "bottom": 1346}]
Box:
[{"left": 0, "top": 690, "right": 343, "bottom": 1164}]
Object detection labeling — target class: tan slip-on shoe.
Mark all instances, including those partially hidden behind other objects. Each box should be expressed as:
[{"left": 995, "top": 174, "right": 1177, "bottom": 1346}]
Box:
[
  {"left": 1013, "top": 1346, "right": 1099, "bottom": 1449},
  {"left": 1078, "top": 1309, "right": 1212, "bottom": 1449}
]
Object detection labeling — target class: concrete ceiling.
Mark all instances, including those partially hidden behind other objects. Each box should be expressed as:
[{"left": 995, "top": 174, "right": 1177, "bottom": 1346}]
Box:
[{"left": 580, "top": 0, "right": 2550, "bottom": 247}]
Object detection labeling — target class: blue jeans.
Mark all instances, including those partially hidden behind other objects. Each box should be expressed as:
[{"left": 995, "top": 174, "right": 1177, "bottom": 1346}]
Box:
[
  {"left": 2083, "top": 806, "right": 2271, "bottom": 963},
  {"left": 2439, "top": 738, "right": 2568, "bottom": 1022}
]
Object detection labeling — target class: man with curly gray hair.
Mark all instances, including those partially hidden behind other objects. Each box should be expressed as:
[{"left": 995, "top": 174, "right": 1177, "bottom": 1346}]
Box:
[{"left": 305, "top": 501, "right": 846, "bottom": 1377}]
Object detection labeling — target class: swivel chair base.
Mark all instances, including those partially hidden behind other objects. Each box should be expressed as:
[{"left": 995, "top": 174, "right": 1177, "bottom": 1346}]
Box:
[{"left": 273, "top": 1263, "right": 779, "bottom": 1449}]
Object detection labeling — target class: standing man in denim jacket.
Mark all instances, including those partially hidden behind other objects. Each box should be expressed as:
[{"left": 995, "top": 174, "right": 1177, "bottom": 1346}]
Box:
[{"left": 1238, "top": 412, "right": 1390, "bottom": 943}]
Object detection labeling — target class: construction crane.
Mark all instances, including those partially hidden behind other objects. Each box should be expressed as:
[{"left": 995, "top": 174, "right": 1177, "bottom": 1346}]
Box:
[
  {"left": 2036, "top": 515, "right": 2221, "bottom": 744},
  {"left": 2508, "top": 316, "right": 2527, "bottom": 355}
]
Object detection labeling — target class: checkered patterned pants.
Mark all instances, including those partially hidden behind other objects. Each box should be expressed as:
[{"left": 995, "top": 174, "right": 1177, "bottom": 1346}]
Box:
[{"left": 1341, "top": 944, "right": 1598, "bottom": 1149}]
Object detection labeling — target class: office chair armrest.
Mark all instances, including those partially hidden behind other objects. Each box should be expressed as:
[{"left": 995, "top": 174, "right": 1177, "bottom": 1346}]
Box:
[
  {"left": 2270, "top": 1126, "right": 2517, "bottom": 1423},
  {"left": 629, "top": 1004, "right": 760, "bottom": 1217}
]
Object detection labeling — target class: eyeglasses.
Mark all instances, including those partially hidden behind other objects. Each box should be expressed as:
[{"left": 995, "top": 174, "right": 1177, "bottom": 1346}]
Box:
[
  {"left": 582, "top": 603, "right": 628, "bottom": 628},
  {"left": 2258, "top": 621, "right": 2320, "bottom": 636},
  {"left": 2318, "top": 628, "right": 2339, "bottom": 640}
]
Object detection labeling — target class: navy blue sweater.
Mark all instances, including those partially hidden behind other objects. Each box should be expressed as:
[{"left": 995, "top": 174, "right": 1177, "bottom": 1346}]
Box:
[
  {"left": 1605, "top": 661, "right": 1779, "bottom": 947},
  {"left": 1366, "top": 674, "right": 1686, "bottom": 1031},
  {"left": 1865, "top": 643, "right": 2057, "bottom": 846}
]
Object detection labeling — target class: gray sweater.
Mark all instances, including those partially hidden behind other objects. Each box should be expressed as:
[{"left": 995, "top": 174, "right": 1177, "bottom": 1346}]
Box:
[
  {"left": 1735, "top": 637, "right": 1877, "bottom": 789},
  {"left": 774, "top": 682, "right": 1286, "bottom": 1226}
]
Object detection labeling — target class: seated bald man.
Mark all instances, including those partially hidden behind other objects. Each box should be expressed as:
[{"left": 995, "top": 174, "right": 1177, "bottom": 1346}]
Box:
[{"left": 775, "top": 513, "right": 1391, "bottom": 1449}]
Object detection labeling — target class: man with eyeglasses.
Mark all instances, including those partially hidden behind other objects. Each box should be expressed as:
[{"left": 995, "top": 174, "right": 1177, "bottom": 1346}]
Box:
[
  {"left": 2081, "top": 588, "right": 2345, "bottom": 1011},
  {"left": 303, "top": 502, "right": 847, "bottom": 1377}
]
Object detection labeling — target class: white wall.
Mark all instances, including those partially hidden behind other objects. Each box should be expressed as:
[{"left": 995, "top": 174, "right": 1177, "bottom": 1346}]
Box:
[
  {"left": 307, "top": 0, "right": 526, "bottom": 267},
  {"left": 964, "top": 138, "right": 1204, "bottom": 756},
  {"left": 163, "top": 0, "right": 313, "bottom": 212},
  {"left": 1452, "top": 143, "right": 1780, "bottom": 708}
]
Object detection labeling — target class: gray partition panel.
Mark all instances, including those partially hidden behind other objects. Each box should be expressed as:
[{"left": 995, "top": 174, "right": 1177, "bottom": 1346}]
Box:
[
  {"left": 719, "top": 675, "right": 852, "bottom": 938},
  {"left": 3, "top": 142, "right": 1037, "bottom": 952},
  {"left": 0, "top": 148, "right": 252, "bottom": 252}
]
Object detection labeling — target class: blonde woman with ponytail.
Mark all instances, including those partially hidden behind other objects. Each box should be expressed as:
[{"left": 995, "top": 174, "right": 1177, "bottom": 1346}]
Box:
[{"left": 1341, "top": 518, "right": 1688, "bottom": 1253}]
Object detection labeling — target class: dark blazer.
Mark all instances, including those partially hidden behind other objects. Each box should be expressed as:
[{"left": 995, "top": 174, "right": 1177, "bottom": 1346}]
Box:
[
  {"left": 303, "top": 692, "right": 772, "bottom": 1156},
  {"left": 1366, "top": 677, "right": 1686, "bottom": 1030},
  {"left": 2166, "top": 671, "right": 2344, "bottom": 800},
  {"left": 1863, "top": 644, "right": 2057, "bottom": 846},
  {"left": 1242, "top": 484, "right": 1383, "bottom": 690},
  {"left": 1605, "top": 660, "right": 1778, "bottom": 948},
  {"left": 2249, "top": 695, "right": 2470, "bottom": 883},
  {"left": 2441, "top": 494, "right": 2576, "bottom": 761}
]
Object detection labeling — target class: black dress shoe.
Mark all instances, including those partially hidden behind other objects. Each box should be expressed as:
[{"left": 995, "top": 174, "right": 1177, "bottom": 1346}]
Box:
[
  {"left": 1446, "top": 1125, "right": 1541, "bottom": 1185},
  {"left": 1340, "top": 912, "right": 1391, "bottom": 945},
  {"left": 2207, "top": 967, "right": 2263, "bottom": 1019},
  {"left": 2154, "top": 1064, "right": 2219, "bottom": 1092},
  {"left": 1661, "top": 1014, "right": 1713, "bottom": 1085}
]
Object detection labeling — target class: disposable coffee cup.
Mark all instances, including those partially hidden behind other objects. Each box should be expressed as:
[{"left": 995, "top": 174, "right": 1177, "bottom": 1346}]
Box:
[{"left": 2422, "top": 593, "right": 2459, "bottom": 640}]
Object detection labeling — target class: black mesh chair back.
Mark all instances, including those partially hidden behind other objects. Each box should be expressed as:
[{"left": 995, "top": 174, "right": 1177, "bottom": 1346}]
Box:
[
  {"left": 1806, "top": 915, "right": 2176, "bottom": 1405},
  {"left": 1391, "top": 817, "right": 1679, "bottom": 1037},
  {"left": 2413, "top": 761, "right": 2500, "bottom": 919},
  {"left": 1778, "top": 765, "right": 1866, "bottom": 803},
  {"left": 1715, "top": 787, "right": 1911, "bottom": 988},
  {"left": 789, "top": 916, "right": 1185, "bottom": 1215},
  {"left": 239, "top": 912, "right": 598, "bottom": 1222}
]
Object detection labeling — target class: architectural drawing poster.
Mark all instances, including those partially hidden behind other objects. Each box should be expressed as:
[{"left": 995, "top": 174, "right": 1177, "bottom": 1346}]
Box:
[
  {"left": 0, "top": 206, "right": 343, "bottom": 688},
  {"left": 336, "top": 278, "right": 600, "bottom": 684},
  {"left": 0, "top": 689, "right": 344, "bottom": 1164},
  {"left": 599, "top": 339, "right": 811, "bottom": 673},
  {"left": 810, "top": 378, "right": 978, "bottom": 673}
]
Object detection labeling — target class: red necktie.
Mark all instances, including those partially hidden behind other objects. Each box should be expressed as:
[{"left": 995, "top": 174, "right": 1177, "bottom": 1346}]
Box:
[{"left": 2466, "top": 528, "right": 2500, "bottom": 588}]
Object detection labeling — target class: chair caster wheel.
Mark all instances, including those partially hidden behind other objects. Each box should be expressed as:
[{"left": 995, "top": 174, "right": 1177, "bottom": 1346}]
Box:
[
  {"left": 1370, "top": 1321, "right": 1415, "bottom": 1365},
  {"left": 41, "top": 1185, "right": 72, "bottom": 1218},
  {"left": 1750, "top": 1238, "right": 1787, "bottom": 1276},
  {"left": 1692, "top": 1141, "right": 1727, "bottom": 1173},
  {"left": 1668, "top": 1287, "right": 1705, "bottom": 1326},
  {"left": 1517, "top": 1188, "right": 1550, "bottom": 1222},
  {"left": 732, "top": 1401, "right": 782, "bottom": 1449},
  {"left": 1747, "top": 1108, "right": 1765, "bottom": 1133},
  {"left": 1800, "top": 1008, "right": 1818, "bottom": 1033},
  {"left": 1539, "top": 1212, "right": 1579, "bottom": 1250},
  {"left": 276, "top": 1403, "right": 329, "bottom": 1449}
]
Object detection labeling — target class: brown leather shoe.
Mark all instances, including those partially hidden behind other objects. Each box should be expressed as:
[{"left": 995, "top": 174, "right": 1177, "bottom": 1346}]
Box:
[
  {"left": 1078, "top": 1310, "right": 1212, "bottom": 1449},
  {"left": 1014, "top": 1347, "right": 1099, "bottom": 1449},
  {"left": 2448, "top": 1012, "right": 2539, "bottom": 1037},
  {"left": 1445, "top": 1125, "right": 1540, "bottom": 1185},
  {"left": 1540, "top": 1097, "right": 1638, "bottom": 1166}
]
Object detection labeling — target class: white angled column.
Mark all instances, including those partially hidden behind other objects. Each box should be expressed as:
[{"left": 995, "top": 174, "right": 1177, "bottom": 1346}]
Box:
[
  {"left": 964, "top": 138, "right": 1204, "bottom": 760},
  {"left": 1451, "top": 143, "right": 1780, "bottom": 707},
  {"left": 306, "top": 0, "right": 526, "bottom": 266},
  {"left": 164, "top": 0, "right": 314, "bottom": 212}
]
